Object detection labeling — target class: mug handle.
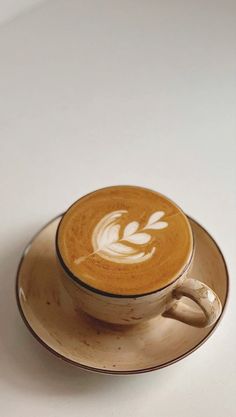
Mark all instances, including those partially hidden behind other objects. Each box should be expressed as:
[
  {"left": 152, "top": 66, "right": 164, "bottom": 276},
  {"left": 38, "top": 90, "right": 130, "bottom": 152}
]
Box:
[{"left": 163, "top": 278, "right": 222, "bottom": 327}]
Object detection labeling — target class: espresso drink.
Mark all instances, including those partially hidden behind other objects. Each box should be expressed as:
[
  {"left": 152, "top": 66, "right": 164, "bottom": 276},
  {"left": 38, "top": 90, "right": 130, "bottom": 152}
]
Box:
[{"left": 57, "top": 186, "right": 193, "bottom": 295}]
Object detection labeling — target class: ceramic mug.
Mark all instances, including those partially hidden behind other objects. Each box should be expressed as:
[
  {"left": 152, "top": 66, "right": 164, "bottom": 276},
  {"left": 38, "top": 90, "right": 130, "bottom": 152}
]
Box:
[{"left": 56, "top": 191, "right": 222, "bottom": 328}]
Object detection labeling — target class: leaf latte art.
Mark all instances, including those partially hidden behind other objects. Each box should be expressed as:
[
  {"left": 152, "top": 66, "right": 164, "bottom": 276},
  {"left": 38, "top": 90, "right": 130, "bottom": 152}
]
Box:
[
  {"left": 57, "top": 186, "right": 193, "bottom": 295},
  {"left": 87, "top": 210, "right": 168, "bottom": 264}
]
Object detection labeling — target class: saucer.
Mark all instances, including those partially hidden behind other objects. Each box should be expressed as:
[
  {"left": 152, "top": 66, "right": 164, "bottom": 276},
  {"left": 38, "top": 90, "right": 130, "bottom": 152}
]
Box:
[{"left": 16, "top": 215, "right": 229, "bottom": 374}]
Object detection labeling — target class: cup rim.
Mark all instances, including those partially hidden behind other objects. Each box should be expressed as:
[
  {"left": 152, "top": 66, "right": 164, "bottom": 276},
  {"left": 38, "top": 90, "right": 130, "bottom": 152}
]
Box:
[{"left": 55, "top": 185, "right": 195, "bottom": 299}]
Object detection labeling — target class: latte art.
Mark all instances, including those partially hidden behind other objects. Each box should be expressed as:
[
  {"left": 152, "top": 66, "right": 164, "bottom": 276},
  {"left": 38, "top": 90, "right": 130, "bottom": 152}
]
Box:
[
  {"left": 57, "top": 186, "right": 193, "bottom": 295},
  {"left": 74, "top": 210, "right": 168, "bottom": 265}
]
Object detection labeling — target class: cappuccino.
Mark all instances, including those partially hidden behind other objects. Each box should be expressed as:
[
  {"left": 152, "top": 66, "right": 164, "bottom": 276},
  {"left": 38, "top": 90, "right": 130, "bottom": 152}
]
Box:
[{"left": 57, "top": 186, "right": 193, "bottom": 295}]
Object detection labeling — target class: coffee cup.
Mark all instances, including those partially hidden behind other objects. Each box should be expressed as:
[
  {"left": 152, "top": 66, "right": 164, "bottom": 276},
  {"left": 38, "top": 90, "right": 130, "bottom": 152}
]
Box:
[{"left": 56, "top": 186, "right": 222, "bottom": 327}]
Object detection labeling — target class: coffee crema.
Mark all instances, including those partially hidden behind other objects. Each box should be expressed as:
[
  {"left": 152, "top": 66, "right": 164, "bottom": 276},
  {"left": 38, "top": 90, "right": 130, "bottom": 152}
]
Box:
[{"left": 57, "top": 186, "right": 193, "bottom": 295}]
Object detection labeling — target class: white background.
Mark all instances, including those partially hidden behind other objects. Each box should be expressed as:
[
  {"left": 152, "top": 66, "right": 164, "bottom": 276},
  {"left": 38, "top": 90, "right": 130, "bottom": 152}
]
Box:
[
  {"left": 0, "top": 0, "right": 44, "bottom": 24},
  {"left": 0, "top": 1, "right": 235, "bottom": 416}
]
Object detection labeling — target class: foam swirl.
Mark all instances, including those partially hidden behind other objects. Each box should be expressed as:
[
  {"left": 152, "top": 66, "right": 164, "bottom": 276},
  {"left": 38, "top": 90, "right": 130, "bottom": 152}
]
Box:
[{"left": 88, "top": 210, "right": 168, "bottom": 264}]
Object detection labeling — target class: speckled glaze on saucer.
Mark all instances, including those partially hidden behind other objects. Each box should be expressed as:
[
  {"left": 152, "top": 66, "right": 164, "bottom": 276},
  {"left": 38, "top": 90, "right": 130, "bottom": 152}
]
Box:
[{"left": 16, "top": 216, "right": 228, "bottom": 374}]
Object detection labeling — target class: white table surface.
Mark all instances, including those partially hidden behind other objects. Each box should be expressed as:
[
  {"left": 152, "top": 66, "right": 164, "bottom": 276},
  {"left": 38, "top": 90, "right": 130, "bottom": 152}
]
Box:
[
  {"left": 0, "top": 0, "right": 43, "bottom": 24},
  {"left": 0, "top": 1, "right": 235, "bottom": 416}
]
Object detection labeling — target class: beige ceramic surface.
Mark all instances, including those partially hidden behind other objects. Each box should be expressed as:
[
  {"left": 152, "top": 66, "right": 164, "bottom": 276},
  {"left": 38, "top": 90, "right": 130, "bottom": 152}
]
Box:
[{"left": 16, "top": 216, "right": 228, "bottom": 374}]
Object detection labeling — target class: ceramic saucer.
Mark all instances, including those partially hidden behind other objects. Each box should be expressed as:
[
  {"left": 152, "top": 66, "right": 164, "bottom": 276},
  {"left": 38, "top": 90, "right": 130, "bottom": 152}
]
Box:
[{"left": 16, "top": 215, "right": 229, "bottom": 374}]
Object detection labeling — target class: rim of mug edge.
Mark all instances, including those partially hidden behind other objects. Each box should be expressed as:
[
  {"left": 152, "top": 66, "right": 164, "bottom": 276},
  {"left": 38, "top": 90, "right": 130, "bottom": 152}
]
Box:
[
  {"left": 55, "top": 185, "right": 195, "bottom": 298},
  {"left": 15, "top": 213, "right": 229, "bottom": 375}
]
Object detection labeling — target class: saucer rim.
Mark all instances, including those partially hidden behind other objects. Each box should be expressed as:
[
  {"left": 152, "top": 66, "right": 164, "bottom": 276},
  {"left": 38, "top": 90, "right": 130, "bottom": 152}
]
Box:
[{"left": 15, "top": 214, "right": 229, "bottom": 375}]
